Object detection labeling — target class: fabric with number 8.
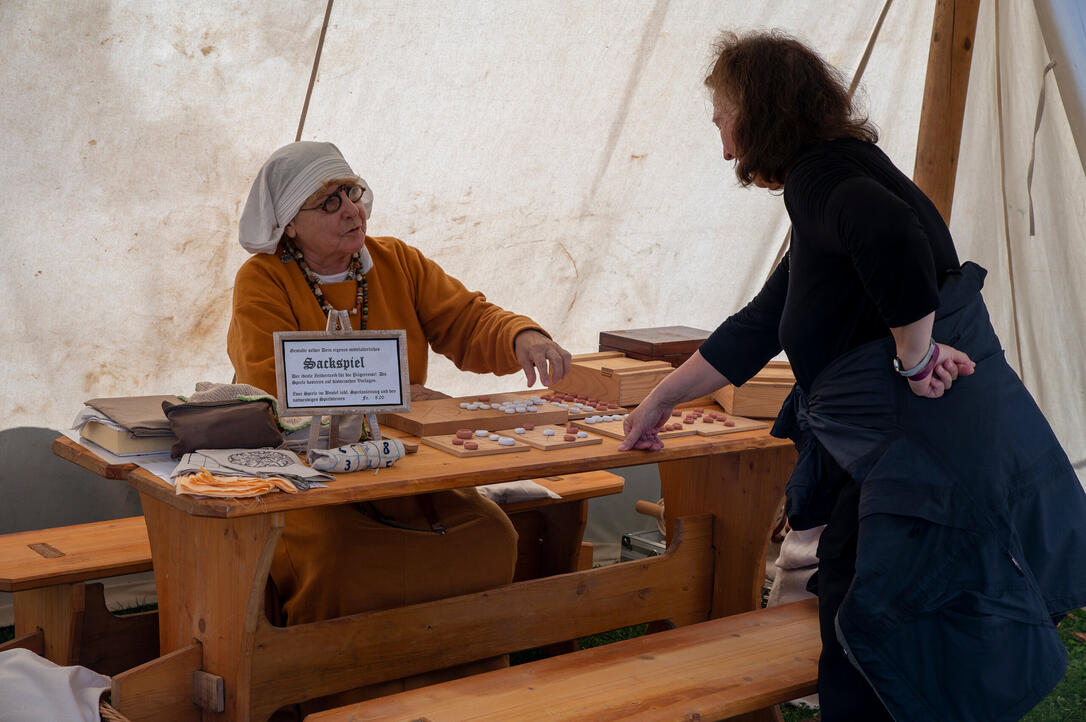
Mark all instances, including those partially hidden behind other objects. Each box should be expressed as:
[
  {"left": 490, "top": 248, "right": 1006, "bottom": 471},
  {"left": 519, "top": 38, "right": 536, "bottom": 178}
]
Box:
[{"left": 307, "top": 438, "right": 406, "bottom": 472}]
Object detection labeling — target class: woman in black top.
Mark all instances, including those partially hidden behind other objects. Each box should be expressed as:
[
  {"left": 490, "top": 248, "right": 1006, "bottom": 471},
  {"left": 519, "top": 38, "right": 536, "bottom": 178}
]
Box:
[{"left": 622, "top": 32, "right": 1086, "bottom": 722}]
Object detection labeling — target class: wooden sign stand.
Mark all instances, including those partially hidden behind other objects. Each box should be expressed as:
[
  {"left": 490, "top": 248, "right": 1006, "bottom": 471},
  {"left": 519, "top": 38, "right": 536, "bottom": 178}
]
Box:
[{"left": 302, "top": 310, "right": 388, "bottom": 452}]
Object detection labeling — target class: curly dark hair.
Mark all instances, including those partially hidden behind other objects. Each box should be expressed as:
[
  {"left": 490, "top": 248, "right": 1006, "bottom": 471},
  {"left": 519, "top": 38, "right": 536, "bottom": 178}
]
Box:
[{"left": 705, "top": 30, "right": 878, "bottom": 187}]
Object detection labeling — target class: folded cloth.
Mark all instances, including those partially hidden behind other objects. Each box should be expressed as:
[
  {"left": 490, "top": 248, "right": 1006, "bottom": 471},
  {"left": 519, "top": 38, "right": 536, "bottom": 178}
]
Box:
[
  {"left": 175, "top": 468, "right": 299, "bottom": 497},
  {"left": 774, "top": 525, "right": 824, "bottom": 570},
  {"left": 307, "top": 439, "right": 406, "bottom": 472},
  {"left": 182, "top": 381, "right": 310, "bottom": 432},
  {"left": 184, "top": 381, "right": 270, "bottom": 403},
  {"left": 162, "top": 398, "right": 285, "bottom": 459},
  {"left": 477, "top": 480, "right": 562, "bottom": 505},
  {"left": 0, "top": 648, "right": 110, "bottom": 722},
  {"left": 171, "top": 448, "right": 334, "bottom": 491},
  {"left": 83, "top": 394, "right": 183, "bottom": 436}
]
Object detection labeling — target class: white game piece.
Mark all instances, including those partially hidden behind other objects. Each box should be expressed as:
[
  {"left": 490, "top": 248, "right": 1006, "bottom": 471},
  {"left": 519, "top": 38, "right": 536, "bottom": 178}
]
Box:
[
  {"left": 459, "top": 402, "right": 470, "bottom": 409},
  {"left": 514, "top": 427, "right": 526, "bottom": 434},
  {"left": 489, "top": 434, "right": 500, "bottom": 441},
  {"left": 504, "top": 407, "right": 516, "bottom": 414},
  {"left": 576, "top": 431, "right": 588, "bottom": 438},
  {"left": 498, "top": 437, "right": 515, "bottom": 446},
  {"left": 582, "top": 405, "right": 595, "bottom": 412},
  {"left": 515, "top": 406, "right": 526, "bottom": 413},
  {"left": 527, "top": 406, "right": 537, "bottom": 412},
  {"left": 543, "top": 429, "right": 556, "bottom": 436},
  {"left": 475, "top": 429, "right": 488, "bottom": 437}
]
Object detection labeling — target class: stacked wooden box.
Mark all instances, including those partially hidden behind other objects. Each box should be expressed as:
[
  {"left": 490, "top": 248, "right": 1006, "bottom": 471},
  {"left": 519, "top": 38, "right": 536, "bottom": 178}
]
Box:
[
  {"left": 597, "top": 326, "right": 711, "bottom": 368},
  {"left": 711, "top": 361, "right": 795, "bottom": 419}
]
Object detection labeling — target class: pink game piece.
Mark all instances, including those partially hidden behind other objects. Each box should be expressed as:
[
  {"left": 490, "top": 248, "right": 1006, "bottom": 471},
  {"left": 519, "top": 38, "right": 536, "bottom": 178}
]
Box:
[
  {"left": 566, "top": 426, "right": 578, "bottom": 434},
  {"left": 455, "top": 429, "right": 473, "bottom": 439},
  {"left": 563, "top": 434, "right": 576, "bottom": 442},
  {"left": 477, "top": 395, "right": 490, "bottom": 402},
  {"left": 451, "top": 438, "right": 464, "bottom": 445},
  {"left": 464, "top": 441, "right": 478, "bottom": 450},
  {"left": 724, "top": 420, "right": 736, "bottom": 427},
  {"left": 524, "top": 423, "right": 535, "bottom": 431}
]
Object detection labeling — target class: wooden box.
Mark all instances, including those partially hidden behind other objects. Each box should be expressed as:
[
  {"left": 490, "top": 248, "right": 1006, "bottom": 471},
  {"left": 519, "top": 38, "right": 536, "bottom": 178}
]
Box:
[
  {"left": 598, "top": 326, "right": 711, "bottom": 368},
  {"left": 548, "top": 352, "right": 673, "bottom": 406},
  {"left": 710, "top": 361, "right": 795, "bottom": 419}
]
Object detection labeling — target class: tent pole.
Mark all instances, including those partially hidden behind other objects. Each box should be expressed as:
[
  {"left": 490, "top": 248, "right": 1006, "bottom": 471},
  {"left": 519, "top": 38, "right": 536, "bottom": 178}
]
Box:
[{"left": 913, "top": 0, "right": 982, "bottom": 224}]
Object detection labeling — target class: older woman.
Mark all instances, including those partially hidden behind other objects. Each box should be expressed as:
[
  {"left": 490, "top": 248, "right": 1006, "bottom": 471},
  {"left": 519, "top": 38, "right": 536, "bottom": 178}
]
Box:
[
  {"left": 621, "top": 32, "right": 1086, "bottom": 722},
  {"left": 227, "top": 141, "right": 572, "bottom": 708}
]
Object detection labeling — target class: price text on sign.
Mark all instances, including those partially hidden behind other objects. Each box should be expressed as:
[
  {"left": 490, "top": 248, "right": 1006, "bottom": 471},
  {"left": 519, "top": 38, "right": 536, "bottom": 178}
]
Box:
[{"left": 273, "top": 330, "right": 410, "bottom": 416}]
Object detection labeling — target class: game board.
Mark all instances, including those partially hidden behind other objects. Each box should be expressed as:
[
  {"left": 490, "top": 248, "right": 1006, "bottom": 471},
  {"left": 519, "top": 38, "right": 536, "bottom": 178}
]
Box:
[
  {"left": 572, "top": 409, "right": 766, "bottom": 440},
  {"left": 420, "top": 430, "right": 532, "bottom": 457}
]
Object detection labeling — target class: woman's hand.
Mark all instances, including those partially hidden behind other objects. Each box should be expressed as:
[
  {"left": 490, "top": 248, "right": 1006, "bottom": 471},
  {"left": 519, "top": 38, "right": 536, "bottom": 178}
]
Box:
[
  {"left": 907, "top": 343, "right": 976, "bottom": 398},
  {"left": 514, "top": 330, "right": 573, "bottom": 387},
  {"left": 617, "top": 351, "right": 732, "bottom": 451},
  {"left": 618, "top": 399, "right": 674, "bottom": 451}
]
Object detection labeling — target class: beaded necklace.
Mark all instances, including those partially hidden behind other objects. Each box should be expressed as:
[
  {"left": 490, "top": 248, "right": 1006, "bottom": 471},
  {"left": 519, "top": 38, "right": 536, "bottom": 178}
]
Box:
[{"left": 281, "top": 241, "right": 369, "bottom": 330}]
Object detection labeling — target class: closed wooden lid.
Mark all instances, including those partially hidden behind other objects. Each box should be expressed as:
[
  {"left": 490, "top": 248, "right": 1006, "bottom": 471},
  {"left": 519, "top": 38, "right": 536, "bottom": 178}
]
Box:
[{"left": 598, "top": 326, "right": 712, "bottom": 356}]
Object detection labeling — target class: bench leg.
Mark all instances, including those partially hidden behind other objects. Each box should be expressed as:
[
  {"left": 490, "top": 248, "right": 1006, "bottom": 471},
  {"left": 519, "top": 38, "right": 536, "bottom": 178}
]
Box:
[{"left": 12, "top": 583, "right": 85, "bottom": 665}]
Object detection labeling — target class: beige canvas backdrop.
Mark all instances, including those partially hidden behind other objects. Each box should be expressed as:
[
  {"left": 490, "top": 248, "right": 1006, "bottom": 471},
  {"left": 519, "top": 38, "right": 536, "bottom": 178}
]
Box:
[{"left": 0, "top": 0, "right": 1082, "bottom": 487}]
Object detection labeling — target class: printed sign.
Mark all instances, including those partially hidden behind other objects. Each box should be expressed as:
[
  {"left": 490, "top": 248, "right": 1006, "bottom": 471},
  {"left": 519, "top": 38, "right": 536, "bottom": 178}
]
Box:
[{"left": 273, "top": 329, "right": 410, "bottom": 416}]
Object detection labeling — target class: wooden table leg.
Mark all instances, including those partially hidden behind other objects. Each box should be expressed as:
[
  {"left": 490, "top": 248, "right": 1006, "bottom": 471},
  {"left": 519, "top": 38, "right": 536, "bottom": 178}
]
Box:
[
  {"left": 139, "top": 493, "right": 284, "bottom": 721},
  {"left": 660, "top": 444, "right": 796, "bottom": 722}
]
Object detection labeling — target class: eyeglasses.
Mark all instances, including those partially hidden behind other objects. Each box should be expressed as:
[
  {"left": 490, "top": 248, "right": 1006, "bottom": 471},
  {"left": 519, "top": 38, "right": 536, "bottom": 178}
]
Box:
[{"left": 298, "top": 183, "right": 366, "bottom": 214}]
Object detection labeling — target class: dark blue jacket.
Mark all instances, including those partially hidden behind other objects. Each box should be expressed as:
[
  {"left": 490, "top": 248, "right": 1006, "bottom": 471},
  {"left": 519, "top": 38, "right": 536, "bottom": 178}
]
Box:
[{"left": 773, "top": 262, "right": 1086, "bottom": 721}]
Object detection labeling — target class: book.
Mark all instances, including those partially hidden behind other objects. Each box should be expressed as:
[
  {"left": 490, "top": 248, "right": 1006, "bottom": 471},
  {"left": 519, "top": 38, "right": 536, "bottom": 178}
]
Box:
[{"left": 80, "top": 421, "right": 176, "bottom": 456}]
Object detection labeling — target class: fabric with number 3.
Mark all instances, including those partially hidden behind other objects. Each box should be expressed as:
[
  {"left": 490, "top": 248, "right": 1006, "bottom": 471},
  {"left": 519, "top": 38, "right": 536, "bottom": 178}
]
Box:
[{"left": 307, "top": 438, "right": 406, "bottom": 472}]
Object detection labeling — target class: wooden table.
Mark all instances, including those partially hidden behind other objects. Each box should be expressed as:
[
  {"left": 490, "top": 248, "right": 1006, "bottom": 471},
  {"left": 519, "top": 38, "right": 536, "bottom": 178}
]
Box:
[{"left": 54, "top": 423, "right": 795, "bottom": 722}]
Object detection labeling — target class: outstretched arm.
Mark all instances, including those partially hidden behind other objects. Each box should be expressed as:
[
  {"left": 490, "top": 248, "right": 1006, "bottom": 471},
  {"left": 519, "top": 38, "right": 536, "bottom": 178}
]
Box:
[{"left": 618, "top": 351, "right": 731, "bottom": 451}]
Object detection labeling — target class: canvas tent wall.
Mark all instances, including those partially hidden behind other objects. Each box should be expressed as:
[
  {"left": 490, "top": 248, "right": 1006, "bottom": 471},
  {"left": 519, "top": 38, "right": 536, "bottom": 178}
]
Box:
[{"left": 1, "top": 0, "right": 1083, "bottom": 538}]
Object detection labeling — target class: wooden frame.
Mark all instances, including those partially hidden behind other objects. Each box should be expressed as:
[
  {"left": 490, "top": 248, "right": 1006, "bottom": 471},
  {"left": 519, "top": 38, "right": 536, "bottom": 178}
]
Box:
[{"left": 272, "top": 329, "right": 410, "bottom": 416}]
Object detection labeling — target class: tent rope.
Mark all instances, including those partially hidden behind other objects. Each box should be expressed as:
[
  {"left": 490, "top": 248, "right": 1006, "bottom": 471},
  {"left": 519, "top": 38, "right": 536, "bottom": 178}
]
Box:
[
  {"left": 1026, "top": 61, "right": 1057, "bottom": 236},
  {"left": 765, "top": 0, "right": 893, "bottom": 281},
  {"left": 296, "top": 0, "right": 336, "bottom": 142}
]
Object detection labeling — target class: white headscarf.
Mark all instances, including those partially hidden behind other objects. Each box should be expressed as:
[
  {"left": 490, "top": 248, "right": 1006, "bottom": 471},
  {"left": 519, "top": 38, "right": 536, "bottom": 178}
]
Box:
[{"left": 238, "top": 141, "right": 374, "bottom": 254}]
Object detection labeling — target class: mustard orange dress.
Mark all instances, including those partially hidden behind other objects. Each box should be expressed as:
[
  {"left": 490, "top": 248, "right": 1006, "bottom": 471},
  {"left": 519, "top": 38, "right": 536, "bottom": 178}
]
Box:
[{"left": 228, "top": 235, "right": 544, "bottom": 705}]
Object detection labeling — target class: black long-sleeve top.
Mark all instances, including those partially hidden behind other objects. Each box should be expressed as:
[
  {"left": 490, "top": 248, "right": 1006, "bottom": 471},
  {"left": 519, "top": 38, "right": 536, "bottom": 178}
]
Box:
[{"left": 700, "top": 138, "right": 961, "bottom": 391}]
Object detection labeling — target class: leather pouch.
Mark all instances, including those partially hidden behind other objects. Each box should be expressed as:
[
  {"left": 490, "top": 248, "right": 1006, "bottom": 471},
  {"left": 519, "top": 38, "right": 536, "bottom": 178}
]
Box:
[{"left": 162, "top": 398, "right": 284, "bottom": 459}]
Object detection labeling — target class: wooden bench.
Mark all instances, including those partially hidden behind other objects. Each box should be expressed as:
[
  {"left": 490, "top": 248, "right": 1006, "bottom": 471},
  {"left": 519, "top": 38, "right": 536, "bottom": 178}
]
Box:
[
  {"left": 0, "top": 470, "right": 623, "bottom": 675},
  {"left": 306, "top": 597, "right": 821, "bottom": 722},
  {"left": 0, "top": 516, "right": 157, "bottom": 675}
]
